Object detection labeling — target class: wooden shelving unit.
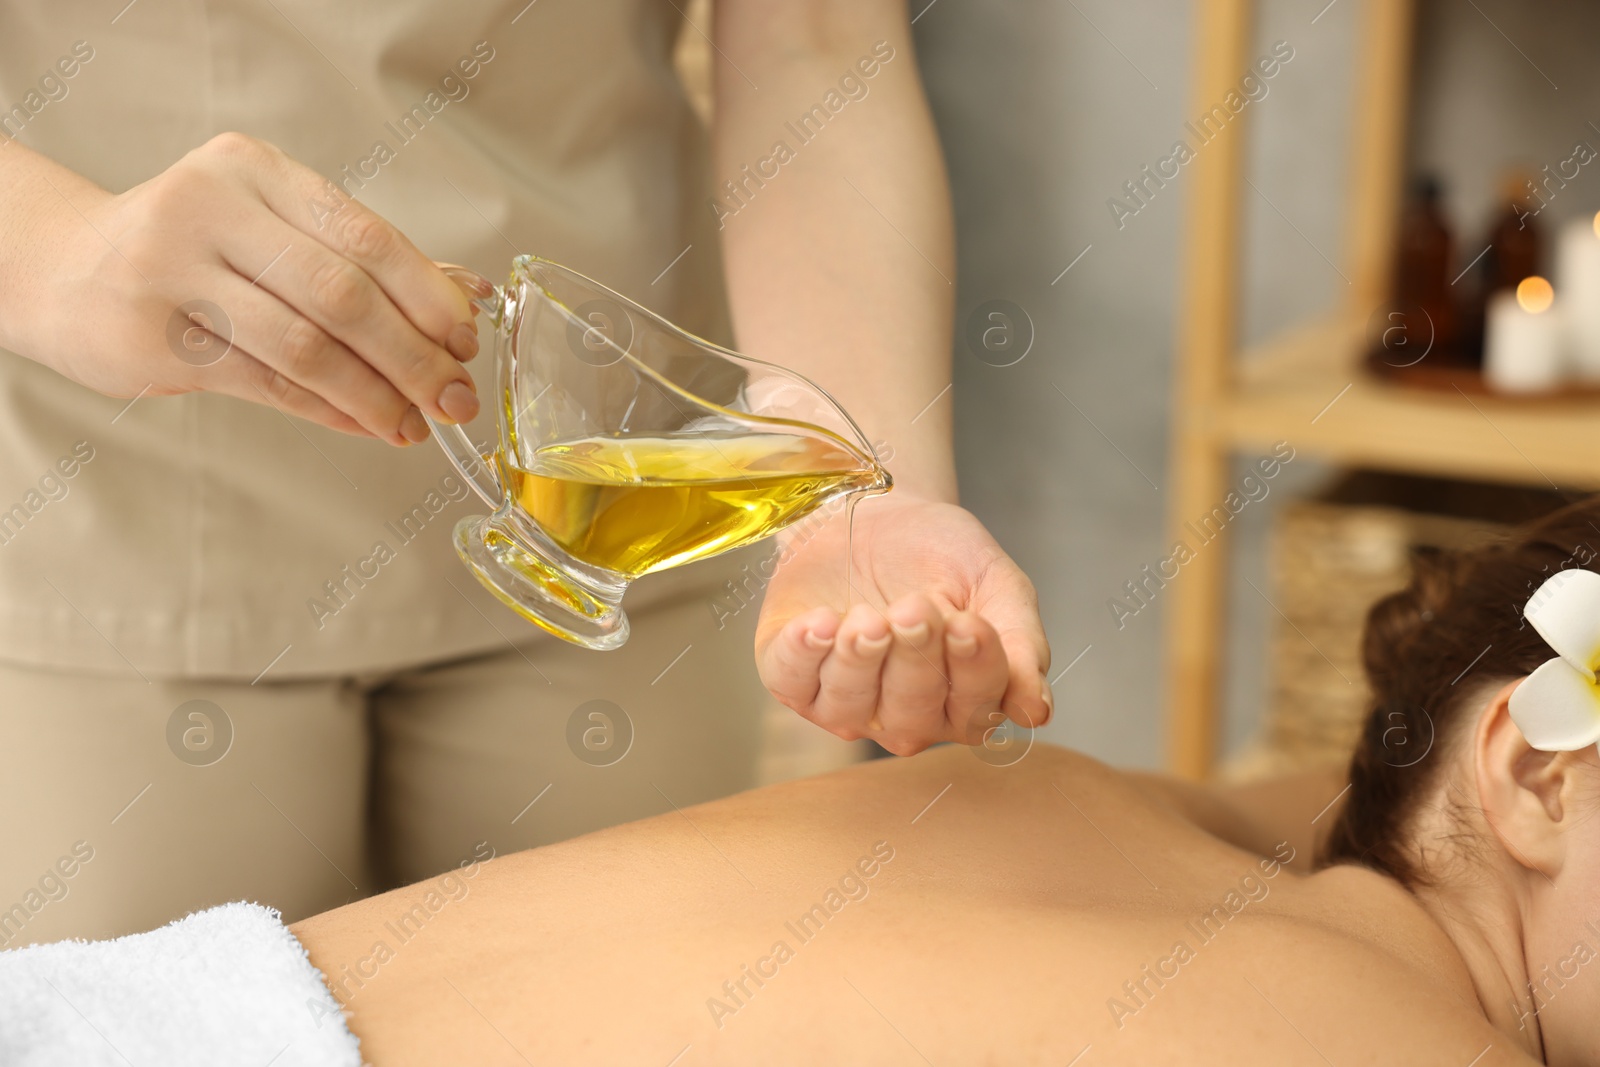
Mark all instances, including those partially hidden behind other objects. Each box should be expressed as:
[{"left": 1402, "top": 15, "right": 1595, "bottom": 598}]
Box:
[
  {"left": 1231, "top": 314, "right": 1600, "bottom": 486},
  {"left": 1163, "top": 0, "right": 1600, "bottom": 779}
]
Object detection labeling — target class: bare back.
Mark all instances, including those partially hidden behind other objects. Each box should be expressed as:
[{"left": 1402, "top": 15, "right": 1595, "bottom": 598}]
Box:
[{"left": 295, "top": 746, "right": 1528, "bottom": 1065}]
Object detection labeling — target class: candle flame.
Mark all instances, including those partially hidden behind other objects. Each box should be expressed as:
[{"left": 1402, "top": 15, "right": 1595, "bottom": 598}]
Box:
[
  {"left": 1517, "top": 275, "right": 1554, "bottom": 314},
  {"left": 1593, "top": 210, "right": 1600, "bottom": 239}
]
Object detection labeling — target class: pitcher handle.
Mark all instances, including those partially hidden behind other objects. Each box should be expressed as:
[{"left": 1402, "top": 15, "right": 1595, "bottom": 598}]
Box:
[{"left": 427, "top": 262, "right": 505, "bottom": 508}]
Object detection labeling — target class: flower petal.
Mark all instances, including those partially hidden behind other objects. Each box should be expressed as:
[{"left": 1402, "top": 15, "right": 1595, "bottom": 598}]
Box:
[
  {"left": 1525, "top": 569, "right": 1600, "bottom": 681},
  {"left": 1508, "top": 657, "right": 1600, "bottom": 751}
]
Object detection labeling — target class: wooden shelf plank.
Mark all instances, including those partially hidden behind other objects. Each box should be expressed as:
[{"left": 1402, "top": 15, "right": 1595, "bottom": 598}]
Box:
[{"left": 1209, "top": 316, "right": 1600, "bottom": 490}]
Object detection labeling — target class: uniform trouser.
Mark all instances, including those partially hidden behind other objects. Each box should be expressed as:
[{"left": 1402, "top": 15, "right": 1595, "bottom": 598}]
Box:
[{"left": 0, "top": 551, "right": 768, "bottom": 948}]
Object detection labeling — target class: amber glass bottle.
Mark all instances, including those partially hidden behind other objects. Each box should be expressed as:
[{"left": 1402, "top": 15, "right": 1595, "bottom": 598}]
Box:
[
  {"left": 1393, "top": 175, "right": 1457, "bottom": 365},
  {"left": 1460, "top": 171, "right": 1542, "bottom": 367}
]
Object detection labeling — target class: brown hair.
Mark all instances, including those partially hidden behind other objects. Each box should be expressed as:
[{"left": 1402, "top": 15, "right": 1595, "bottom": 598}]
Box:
[{"left": 1319, "top": 497, "right": 1600, "bottom": 887}]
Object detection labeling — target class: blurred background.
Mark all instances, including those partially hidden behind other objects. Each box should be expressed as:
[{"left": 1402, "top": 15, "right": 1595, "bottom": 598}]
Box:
[{"left": 892, "top": 0, "right": 1600, "bottom": 773}]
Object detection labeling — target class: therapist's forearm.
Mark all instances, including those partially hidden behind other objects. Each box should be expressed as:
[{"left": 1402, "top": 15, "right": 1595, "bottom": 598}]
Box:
[{"left": 712, "top": 2, "right": 957, "bottom": 503}]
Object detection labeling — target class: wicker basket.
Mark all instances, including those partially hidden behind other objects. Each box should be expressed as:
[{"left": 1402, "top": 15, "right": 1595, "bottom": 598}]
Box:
[{"left": 1222, "top": 473, "right": 1565, "bottom": 782}]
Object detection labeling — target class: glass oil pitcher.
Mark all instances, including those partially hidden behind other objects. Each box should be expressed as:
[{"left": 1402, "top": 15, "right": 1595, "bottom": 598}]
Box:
[{"left": 426, "top": 255, "right": 891, "bottom": 651}]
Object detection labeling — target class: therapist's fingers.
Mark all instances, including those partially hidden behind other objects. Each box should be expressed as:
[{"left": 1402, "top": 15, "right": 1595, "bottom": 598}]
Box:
[
  {"left": 175, "top": 326, "right": 374, "bottom": 439},
  {"left": 1001, "top": 674, "right": 1052, "bottom": 737},
  {"left": 975, "top": 563, "right": 1053, "bottom": 729},
  {"left": 202, "top": 266, "right": 419, "bottom": 444},
  {"left": 996, "top": 626, "right": 1052, "bottom": 731},
  {"left": 241, "top": 138, "right": 476, "bottom": 348},
  {"left": 942, "top": 611, "right": 1011, "bottom": 745},
  {"left": 875, "top": 594, "right": 950, "bottom": 752},
  {"left": 218, "top": 214, "right": 478, "bottom": 431},
  {"left": 757, "top": 606, "right": 839, "bottom": 717},
  {"left": 811, "top": 603, "right": 892, "bottom": 742}
]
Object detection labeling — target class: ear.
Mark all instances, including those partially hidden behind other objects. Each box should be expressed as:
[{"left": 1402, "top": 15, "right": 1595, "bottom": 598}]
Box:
[{"left": 1473, "top": 678, "right": 1584, "bottom": 877}]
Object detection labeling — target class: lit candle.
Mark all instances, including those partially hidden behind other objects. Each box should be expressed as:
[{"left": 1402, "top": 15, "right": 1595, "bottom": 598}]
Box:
[
  {"left": 1485, "top": 276, "right": 1563, "bottom": 394},
  {"left": 1557, "top": 211, "right": 1600, "bottom": 379}
]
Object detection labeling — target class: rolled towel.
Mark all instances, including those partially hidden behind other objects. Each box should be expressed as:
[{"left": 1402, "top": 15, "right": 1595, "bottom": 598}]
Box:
[{"left": 0, "top": 901, "right": 363, "bottom": 1067}]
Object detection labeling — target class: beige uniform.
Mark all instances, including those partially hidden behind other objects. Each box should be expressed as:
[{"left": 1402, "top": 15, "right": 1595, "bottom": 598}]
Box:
[{"left": 0, "top": 0, "right": 769, "bottom": 944}]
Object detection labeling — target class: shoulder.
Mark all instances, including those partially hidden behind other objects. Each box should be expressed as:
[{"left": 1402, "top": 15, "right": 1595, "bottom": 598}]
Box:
[{"left": 1297, "top": 861, "right": 1479, "bottom": 985}]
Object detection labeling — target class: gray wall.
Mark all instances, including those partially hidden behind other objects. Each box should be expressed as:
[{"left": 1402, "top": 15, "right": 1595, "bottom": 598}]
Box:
[{"left": 913, "top": 0, "right": 1600, "bottom": 768}]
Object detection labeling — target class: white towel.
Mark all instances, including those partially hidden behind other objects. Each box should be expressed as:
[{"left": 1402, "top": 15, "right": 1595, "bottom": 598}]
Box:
[{"left": 0, "top": 901, "right": 364, "bottom": 1067}]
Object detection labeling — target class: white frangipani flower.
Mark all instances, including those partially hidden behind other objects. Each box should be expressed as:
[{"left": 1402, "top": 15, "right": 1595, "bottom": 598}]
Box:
[{"left": 1509, "top": 569, "right": 1600, "bottom": 751}]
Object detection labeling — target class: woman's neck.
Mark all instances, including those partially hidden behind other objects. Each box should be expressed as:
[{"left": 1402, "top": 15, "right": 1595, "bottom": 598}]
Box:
[{"left": 1415, "top": 879, "right": 1542, "bottom": 1061}]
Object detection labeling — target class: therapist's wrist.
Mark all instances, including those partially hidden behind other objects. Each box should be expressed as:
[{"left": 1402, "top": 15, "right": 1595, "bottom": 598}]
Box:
[
  {"left": 774, "top": 481, "right": 955, "bottom": 557},
  {"left": 858, "top": 381, "right": 958, "bottom": 505},
  {"left": 883, "top": 468, "right": 958, "bottom": 506},
  {"left": 0, "top": 144, "right": 102, "bottom": 362},
  {"left": 874, "top": 443, "right": 958, "bottom": 507}
]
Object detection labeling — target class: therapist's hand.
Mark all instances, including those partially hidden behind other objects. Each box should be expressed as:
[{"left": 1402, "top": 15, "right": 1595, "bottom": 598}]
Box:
[
  {"left": 755, "top": 492, "right": 1052, "bottom": 755},
  {"left": 5, "top": 133, "right": 479, "bottom": 446}
]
